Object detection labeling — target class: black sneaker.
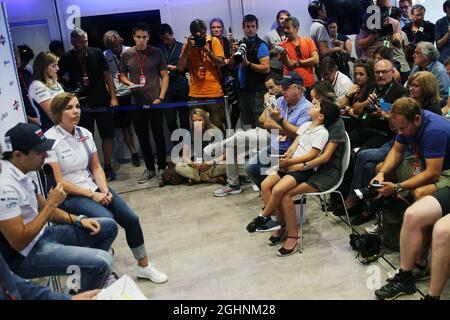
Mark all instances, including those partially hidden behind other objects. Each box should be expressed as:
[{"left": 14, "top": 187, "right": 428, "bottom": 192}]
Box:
[
  {"left": 104, "top": 165, "right": 117, "bottom": 181},
  {"left": 412, "top": 262, "right": 430, "bottom": 281},
  {"left": 246, "top": 215, "right": 271, "bottom": 233},
  {"left": 131, "top": 153, "right": 140, "bottom": 167},
  {"left": 333, "top": 202, "right": 362, "bottom": 217},
  {"left": 375, "top": 272, "right": 417, "bottom": 300},
  {"left": 351, "top": 212, "right": 376, "bottom": 226}
]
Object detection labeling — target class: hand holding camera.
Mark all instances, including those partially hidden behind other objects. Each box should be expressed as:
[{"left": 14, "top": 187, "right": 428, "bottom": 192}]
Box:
[
  {"left": 365, "top": 93, "right": 379, "bottom": 114},
  {"left": 268, "top": 105, "right": 282, "bottom": 121},
  {"left": 273, "top": 45, "right": 286, "bottom": 54}
]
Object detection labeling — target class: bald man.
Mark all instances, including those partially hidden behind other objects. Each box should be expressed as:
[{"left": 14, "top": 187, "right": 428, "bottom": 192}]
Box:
[{"left": 348, "top": 59, "right": 408, "bottom": 151}]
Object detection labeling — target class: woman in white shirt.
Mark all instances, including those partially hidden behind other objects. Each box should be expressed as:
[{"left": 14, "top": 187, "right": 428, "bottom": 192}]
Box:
[
  {"left": 29, "top": 51, "right": 65, "bottom": 131},
  {"left": 45, "top": 92, "right": 168, "bottom": 284}
]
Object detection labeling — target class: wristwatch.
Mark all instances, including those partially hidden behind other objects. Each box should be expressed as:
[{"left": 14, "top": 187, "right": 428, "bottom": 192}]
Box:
[
  {"left": 393, "top": 183, "right": 403, "bottom": 194},
  {"left": 303, "top": 162, "right": 309, "bottom": 170},
  {"left": 277, "top": 117, "right": 284, "bottom": 126},
  {"left": 76, "top": 215, "right": 87, "bottom": 225}
]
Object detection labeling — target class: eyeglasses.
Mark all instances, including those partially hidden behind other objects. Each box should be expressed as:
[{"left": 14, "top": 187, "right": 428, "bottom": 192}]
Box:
[
  {"left": 400, "top": 5, "right": 410, "bottom": 10},
  {"left": 375, "top": 69, "right": 393, "bottom": 75}
]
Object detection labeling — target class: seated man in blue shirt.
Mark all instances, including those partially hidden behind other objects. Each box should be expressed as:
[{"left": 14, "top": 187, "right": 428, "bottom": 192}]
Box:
[
  {"left": 372, "top": 97, "right": 450, "bottom": 300},
  {"left": 372, "top": 97, "right": 450, "bottom": 202}
]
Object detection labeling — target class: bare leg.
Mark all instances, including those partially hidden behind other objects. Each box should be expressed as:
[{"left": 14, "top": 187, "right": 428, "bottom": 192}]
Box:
[
  {"left": 137, "top": 256, "right": 148, "bottom": 267},
  {"left": 261, "top": 175, "right": 297, "bottom": 217},
  {"left": 428, "top": 214, "right": 450, "bottom": 297},
  {"left": 399, "top": 196, "right": 442, "bottom": 271},
  {"left": 261, "top": 174, "right": 282, "bottom": 211},
  {"left": 279, "top": 183, "right": 318, "bottom": 250}
]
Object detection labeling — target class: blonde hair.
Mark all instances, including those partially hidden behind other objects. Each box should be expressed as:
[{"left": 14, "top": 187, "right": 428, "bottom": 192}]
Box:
[
  {"left": 191, "top": 108, "right": 218, "bottom": 132},
  {"left": 408, "top": 71, "right": 441, "bottom": 106},
  {"left": 32, "top": 51, "right": 59, "bottom": 86},
  {"left": 50, "top": 92, "right": 77, "bottom": 124}
]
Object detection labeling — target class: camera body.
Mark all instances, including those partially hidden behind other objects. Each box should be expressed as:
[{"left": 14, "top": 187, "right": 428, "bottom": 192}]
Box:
[
  {"left": 192, "top": 34, "right": 207, "bottom": 47},
  {"left": 233, "top": 41, "right": 247, "bottom": 63},
  {"left": 364, "top": 97, "right": 380, "bottom": 114},
  {"left": 353, "top": 180, "right": 382, "bottom": 200}
]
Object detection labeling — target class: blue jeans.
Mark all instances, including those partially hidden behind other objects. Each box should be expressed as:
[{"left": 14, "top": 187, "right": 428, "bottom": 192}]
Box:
[
  {"left": 245, "top": 146, "right": 273, "bottom": 190},
  {"left": 16, "top": 217, "right": 117, "bottom": 292},
  {"left": 61, "top": 187, "right": 147, "bottom": 260}
]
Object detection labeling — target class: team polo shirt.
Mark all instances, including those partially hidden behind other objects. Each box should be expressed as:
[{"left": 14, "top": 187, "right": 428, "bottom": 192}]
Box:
[
  {"left": 280, "top": 37, "right": 318, "bottom": 88},
  {"left": 396, "top": 110, "right": 450, "bottom": 170},
  {"left": 0, "top": 160, "right": 45, "bottom": 257},
  {"left": 45, "top": 125, "right": 98, "bottom": 191},
  {"left": 28, "top": 80, "right": 65, "bottom": 131},
  {"left": 272, "top": 95, "right": 312, "bottom": 152}
]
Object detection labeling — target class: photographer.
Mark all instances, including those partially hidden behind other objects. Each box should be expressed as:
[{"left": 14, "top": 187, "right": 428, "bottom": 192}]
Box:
[
  {"left": 348, "top": 59, "right": 407, "bottom": 152},
  {"left": 264, "top": 10, "right": 290, "bottom": 76},
  {"left": 328, "top": 20, "right": 353, "bottom": 79},
  {"left": 402, "top": 4, "right": 435, "bottom": 65},
  {"left": 357, "top": 5, "right": 401, "bottom": 60},
  {"left": 229, "top": 14, "right": 270, "bottom": 128},
  {"left": 277, "top": 16, "right": 319, "bottom": 100},
  {"left": 178, "top": 19, "right": 226, "bottom": 130}
]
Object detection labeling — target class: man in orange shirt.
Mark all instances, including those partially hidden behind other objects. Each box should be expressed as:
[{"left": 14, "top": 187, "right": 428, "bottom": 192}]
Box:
[
  {"left": 179, "top": 19, "right": 226, "bottom": 129},
  {"left": 277, "top": 17, "right": 319, "bottom": 100}
]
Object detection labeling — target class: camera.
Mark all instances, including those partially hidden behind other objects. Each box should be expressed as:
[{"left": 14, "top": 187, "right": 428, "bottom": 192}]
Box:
[
  {"left": 192, "top": 34, "right": 207, "bottom": 47},
  {"left": 364, "top": 97, "right": 380, "bottom": 114},
  {"left": 349, "top": 233, "right": 383, "bottom": 264},
  {"left": 233, "top": 41, "right": 247, "bottom": 63},
  {"left": 353, "top": 180, "right": 382, "bottom": 200}
]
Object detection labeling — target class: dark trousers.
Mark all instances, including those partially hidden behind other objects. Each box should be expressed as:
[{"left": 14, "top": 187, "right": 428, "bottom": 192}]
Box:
[
  {"left": 349, "top": 127, "right": 393, "bottom": 152},
  {"left": 164, "top": 84, "right": 190, "bottom": 133},
  {"left": 132, "top": 108, "right": 167, "bottom": 170},
  {"left": 238, "top": 89, "right": 265, "bottom": 128}
]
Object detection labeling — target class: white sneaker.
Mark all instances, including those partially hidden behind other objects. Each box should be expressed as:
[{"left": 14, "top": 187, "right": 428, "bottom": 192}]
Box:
[{"left": 135, "top": 264, "right": 168, "bottom": 283}]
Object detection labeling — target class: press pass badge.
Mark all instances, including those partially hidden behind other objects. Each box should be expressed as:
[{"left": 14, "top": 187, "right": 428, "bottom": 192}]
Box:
[
  {"left": 82, "top": 76, "right": 90, "bottom": 86},
  {"left": 412, "top": 159, "right": 421, "bottom": 176},
  {"left": 139, "top": 75, "right": 146, "bottom": 86}
]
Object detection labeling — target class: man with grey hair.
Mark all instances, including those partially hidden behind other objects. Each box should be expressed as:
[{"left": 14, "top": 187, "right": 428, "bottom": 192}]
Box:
[
  {"left": 103, "top": 30, "right": 140, "bottom": 167},
  {"left": 410, "top": 42, "right": 449, "bottom": 103},
  {"left": 58, "top": 28, "right": 119, "bottom": 180},
  {"left": 402, "top": 4, "right": 435, "bottom": 64}
]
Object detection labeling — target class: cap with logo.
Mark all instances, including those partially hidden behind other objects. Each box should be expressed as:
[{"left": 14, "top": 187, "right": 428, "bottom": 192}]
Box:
[
  {"left": 4, "top": 123, "right": 56, "bottom": 152},
  {"left": 276, "top": 71, "right": 304, "bottom": 87}
]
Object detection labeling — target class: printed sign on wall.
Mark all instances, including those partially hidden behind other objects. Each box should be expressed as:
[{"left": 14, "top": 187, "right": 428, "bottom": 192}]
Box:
[{"left": 0, "top": 2, "right": 27, "bottom": 152}]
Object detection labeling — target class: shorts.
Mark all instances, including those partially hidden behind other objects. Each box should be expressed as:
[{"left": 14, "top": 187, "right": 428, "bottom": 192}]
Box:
[
  {"left": 114, "top": 94, "right": 132, "bottom": 129},
  {"left": 436, "top": 168, "right": 450, "bottom": 189},
  {"left": 278, "top": 170, "right": 315, "bottom": 185},
  {"left": 431, "top": 187, "right": 450, "bottom": 216}
]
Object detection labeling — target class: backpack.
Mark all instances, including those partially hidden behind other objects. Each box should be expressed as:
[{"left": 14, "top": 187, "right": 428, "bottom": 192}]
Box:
[
  {"left": 162, "top": 162, "right": 186, "bottom": 185},
  {"left": 379, "top": 194, "right": 411, "bottom": 251}
]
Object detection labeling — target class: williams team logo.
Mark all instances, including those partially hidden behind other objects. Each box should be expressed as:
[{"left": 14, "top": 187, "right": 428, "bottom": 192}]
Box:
[
  {"left": 13, "top": 100, "right": 19, "bottom": 111},
  {"left": 0, "top": 34, "right": 6, "bottom": 45}
]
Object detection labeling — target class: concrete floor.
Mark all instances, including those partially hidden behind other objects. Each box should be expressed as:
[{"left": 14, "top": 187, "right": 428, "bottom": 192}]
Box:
[{"left": 105, "top": 162, "right": 449, "bottom": 300}]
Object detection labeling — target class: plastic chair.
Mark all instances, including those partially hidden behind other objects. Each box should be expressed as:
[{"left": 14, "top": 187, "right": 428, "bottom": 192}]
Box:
[{"left": 292, "top": 132, "right": 354, "bottom": 252}]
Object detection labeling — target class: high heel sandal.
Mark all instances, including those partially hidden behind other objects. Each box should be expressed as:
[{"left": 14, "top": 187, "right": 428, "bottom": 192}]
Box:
[
  {"left": 276, "top": 236, "right": 300, "bottom": 257},
  {"left": 268, "top": 227, "right": 286, "bottom": 246}
]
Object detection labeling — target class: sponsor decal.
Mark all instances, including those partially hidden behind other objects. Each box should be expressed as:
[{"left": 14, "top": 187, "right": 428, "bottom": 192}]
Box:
[
  {"left": 13, "top": 100, "right": 19, "bottom": 111},
  {"left": 4, "top": 59, "right": 10, "bottom": 66},
  {"left": 0, "top": 34, "right": 5, "bottom": 45},
  {"left": 9, "top": 80, "right": 14, "bottom": 86}
]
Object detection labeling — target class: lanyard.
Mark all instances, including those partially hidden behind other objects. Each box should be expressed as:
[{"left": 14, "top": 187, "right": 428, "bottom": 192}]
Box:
[
  {"left": 332, "top": 72, "right": 339, "bottom": 88},
  {"left": 135, "top": 49, "right": 147, "bottom": 75},
  {"left": 163, "top": 42, "right": 177, "bottom": 63},
  {"left": 76, "top": 52, "right": 88, "bottom": 77},
  {"left": 113, "top": 54, "right": 121, "bottom": 71}
]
